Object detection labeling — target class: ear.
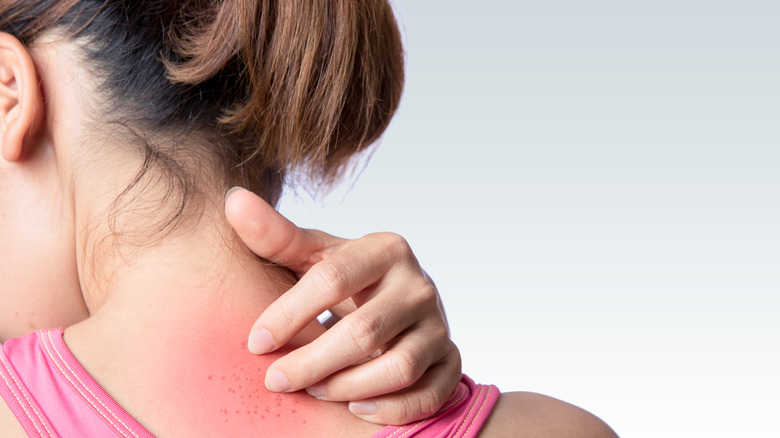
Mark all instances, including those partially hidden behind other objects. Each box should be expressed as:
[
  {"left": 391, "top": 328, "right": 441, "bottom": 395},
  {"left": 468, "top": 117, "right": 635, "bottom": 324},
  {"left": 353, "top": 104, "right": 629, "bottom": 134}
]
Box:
[{"left": 0, "top": 32, "right": 44, "bottom": 162}]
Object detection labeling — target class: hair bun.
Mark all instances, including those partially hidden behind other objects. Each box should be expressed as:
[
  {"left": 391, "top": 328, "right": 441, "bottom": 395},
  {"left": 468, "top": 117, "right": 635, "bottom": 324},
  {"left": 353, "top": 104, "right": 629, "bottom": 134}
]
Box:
[{"left": 166, "top": 0, "right": 405, "bottom": 186}]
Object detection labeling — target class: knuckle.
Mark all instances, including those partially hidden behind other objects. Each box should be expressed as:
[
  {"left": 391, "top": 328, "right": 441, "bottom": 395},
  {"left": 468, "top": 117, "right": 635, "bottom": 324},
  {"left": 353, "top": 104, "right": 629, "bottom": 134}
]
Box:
[
  {"left": 444, "top": 342, "right": 463, "bottom": 375},
  {"left": 310, "top": 259, "right": 351, "bottom": 300},
  {"left": 343, "top": 314, "right": 384, "bottom": 356},
  {"left": 384, "top": 350, "right": 424, "bottom": 390},
  {"left": 407, "top": 280, "right": 439, "bottom": 308},
  {"left": 403, "top": 287, "right": 445, "bottom": 330},
  {"left": 394, "top": 400, "right": 417, "bottom": 424},
  {"left": 374, "top": 232, "right": 413, "bottom": 261},
  {"left": 448, "top": 341, "right": 462, "bottom": 364},
  {"left": 416, "top": 386, "right": 446, "bottom": 418},
  {"left": 427, "top": 323, "right": 450, "bottom": 344},
  {"left": 395, "top": 387, "right": 444, "bottom": 422}
]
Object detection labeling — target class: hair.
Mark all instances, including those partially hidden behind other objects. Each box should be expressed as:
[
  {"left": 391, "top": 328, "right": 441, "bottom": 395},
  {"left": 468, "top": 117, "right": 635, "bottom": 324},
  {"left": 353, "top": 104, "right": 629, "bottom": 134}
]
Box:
[{"left": 0, "top": 0, "right": 404, "bottom": 233}]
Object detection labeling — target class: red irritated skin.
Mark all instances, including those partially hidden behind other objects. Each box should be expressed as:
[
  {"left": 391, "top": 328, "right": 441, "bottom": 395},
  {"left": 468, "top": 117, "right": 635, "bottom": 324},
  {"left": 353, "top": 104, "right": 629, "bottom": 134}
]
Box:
[
  {"left": 62, "top": 260, "right": 385, "bottom": 438},
  {"left": 140, "top": 328, "right": 385, "bottom": 437}
]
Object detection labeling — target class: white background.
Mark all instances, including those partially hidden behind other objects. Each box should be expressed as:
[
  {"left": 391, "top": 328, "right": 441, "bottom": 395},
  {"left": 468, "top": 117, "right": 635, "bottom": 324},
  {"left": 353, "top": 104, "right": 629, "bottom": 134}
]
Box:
[{"left": 279, "top": 1, "right": 780, "bottom": 437}]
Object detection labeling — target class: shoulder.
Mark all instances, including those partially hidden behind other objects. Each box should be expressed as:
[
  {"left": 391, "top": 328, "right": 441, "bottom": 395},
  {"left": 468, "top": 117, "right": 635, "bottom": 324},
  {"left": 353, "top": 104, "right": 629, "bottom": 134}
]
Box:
[{"left": 477, "top": 392, "right": 618, "bottom": 438}]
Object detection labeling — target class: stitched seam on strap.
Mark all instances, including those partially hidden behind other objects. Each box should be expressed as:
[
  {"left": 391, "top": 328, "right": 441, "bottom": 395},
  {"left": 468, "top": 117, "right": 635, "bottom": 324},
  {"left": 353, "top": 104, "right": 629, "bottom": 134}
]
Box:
[
  {"left": 392, "top": 421, "right": 427, "bottom": 438},
  {"left": 42, "top": 332, "right": 138, "bottom": 438},
  {"left": 42, "top": 332, "right": 136, "bottom": 438},
  {"left": 0, "top": 351, "right": 55, "bottom": 438},
  {"left": 460, "top": 386, "right": 491, "bottom": 437},
  {"left": 453, "top": 385, "right": 486, "bottom": 437}
]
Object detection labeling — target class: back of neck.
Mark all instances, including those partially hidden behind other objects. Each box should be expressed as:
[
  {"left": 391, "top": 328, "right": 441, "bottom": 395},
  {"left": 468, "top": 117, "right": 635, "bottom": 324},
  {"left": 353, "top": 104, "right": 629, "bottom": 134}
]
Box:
[{"left": 64, "top": 224, "right": 382, "bottom": 436}]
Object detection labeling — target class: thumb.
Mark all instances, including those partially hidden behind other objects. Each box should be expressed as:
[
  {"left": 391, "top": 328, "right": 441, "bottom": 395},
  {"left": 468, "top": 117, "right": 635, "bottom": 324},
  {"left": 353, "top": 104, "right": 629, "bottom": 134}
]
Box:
[{"left": 224, "top": 187, "right": 342, "bottom": 273}]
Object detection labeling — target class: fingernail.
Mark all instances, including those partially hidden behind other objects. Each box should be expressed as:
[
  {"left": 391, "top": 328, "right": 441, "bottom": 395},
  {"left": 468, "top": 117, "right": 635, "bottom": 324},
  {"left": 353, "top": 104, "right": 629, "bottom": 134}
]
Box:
[
  {"left": 305, "top": 383, "right": 327, "bottom": 399},
  {"left": 225, "top": 186, "right": 246, "bottom": 202},
  {"left": 349, "top": 401, "right": 377, "bottom": 416},
  {"left": 266, "top": 369, "right": 291, "bottom": 392},
  {"left": 248, "top": 328, "right": 274, "bottom": 354}
]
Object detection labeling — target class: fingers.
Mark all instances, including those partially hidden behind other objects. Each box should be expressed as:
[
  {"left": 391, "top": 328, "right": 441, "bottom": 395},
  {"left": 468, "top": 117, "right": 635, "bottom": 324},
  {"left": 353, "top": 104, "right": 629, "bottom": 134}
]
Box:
[
  {"left": 304, "top": 320, "right": 450, "bottom": 401},
  {"left": 224, "top": 187, "right": 340, "bottom": 271},
  {"left": 247, "top": 233, "right": 411, "bottom": 355},
  {"left": 262, "top": 289, "right": 426, "bottom": 391},
  {"left": 348, "top": 343, "right": 462, "bottom": 425},
  {"left": 225, "top": 195, "right": 461, "bottom": 424},
  {"left": 266, "top": 308, "right": 460, "bottom": 425}
]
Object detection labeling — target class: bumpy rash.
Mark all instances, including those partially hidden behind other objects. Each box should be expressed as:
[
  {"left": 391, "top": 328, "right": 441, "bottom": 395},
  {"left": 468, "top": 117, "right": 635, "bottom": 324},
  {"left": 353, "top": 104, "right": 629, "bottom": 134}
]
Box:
[
  {"left": 180, "top": 353, "right": 361, "bottom": 435},
  {"left": 139, "top": 321, "right": 383, "bottom": 437}
]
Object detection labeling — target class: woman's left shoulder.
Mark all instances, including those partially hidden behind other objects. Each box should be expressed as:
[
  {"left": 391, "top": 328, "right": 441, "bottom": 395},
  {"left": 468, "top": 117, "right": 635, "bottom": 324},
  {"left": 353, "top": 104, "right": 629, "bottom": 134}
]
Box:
[{"left": 478, "top": 392, "right": 618, "bottom": 438}]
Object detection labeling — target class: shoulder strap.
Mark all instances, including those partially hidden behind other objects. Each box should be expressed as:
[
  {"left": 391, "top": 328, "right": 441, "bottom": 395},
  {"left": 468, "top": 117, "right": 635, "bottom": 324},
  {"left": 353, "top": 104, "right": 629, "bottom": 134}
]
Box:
[{"left": 0, "top": 340, "right": 60, "bottom": 438}]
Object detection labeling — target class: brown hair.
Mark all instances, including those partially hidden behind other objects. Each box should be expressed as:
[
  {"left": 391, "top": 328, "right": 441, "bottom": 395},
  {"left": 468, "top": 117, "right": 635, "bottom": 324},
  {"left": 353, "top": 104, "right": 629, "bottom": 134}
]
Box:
[{"left": 0, "top": 0, "right": 404, "bottom": 209}]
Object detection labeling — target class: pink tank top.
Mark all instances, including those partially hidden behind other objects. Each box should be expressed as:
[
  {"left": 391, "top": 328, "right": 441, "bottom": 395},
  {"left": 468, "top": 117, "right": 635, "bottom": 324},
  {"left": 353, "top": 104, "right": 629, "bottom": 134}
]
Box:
[{"left": 1, "top": 330, "right": 499, "bottom": 437}]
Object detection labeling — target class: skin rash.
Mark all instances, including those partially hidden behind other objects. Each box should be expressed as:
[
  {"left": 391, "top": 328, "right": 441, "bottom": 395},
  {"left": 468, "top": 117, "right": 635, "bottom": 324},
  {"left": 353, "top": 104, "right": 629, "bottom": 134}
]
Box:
[
  {"left": 61, "top": 261, "right": 386, "bottom": 437},
  {"left": 140, "top": 328, "right": 375, "bottom": 436}
]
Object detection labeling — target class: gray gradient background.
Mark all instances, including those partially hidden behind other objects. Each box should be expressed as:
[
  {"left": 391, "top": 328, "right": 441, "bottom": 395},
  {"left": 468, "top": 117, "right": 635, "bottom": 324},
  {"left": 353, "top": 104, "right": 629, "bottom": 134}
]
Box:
[{"left": 279, "top": 1, "right": 780, "bottom": 436}]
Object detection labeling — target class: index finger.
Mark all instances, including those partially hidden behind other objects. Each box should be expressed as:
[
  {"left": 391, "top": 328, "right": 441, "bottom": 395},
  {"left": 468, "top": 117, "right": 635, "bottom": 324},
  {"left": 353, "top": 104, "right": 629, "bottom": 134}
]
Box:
[{"left": 247, "top": 234, "right": 399, "bottom": 355}]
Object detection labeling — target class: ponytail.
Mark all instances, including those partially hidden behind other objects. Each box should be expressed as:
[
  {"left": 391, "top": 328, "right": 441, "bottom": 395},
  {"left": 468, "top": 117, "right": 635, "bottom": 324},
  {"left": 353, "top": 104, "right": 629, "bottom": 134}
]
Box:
[{"left": 167, "top": 0, "right": 405, "bottom": 185}]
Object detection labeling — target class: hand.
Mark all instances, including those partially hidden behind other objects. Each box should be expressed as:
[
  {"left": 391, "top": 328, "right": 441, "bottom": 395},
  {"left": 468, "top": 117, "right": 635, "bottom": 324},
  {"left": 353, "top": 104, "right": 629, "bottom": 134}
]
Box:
[{"left": 224, "top": 187, "right": 461, "bottom": 425}]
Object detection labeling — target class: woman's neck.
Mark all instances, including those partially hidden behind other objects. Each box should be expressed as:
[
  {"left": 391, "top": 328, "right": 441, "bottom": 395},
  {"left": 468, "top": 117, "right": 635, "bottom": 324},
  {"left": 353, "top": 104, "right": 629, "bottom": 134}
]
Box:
[{"left": 63, "top": 206, "right": 382, "bottom": 436}]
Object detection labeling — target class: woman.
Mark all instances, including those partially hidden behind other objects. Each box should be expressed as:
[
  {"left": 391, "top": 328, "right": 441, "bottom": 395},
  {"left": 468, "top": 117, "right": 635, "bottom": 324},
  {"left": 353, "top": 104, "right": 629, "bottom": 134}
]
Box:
[{"left": 0, "top": 0, "right": 615, "bottom": 436}]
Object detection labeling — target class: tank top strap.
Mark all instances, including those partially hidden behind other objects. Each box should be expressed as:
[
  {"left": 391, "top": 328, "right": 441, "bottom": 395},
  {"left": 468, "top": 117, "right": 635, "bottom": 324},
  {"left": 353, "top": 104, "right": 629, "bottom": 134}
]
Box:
[
  {"left": 1, "top": 329, "right": 155, "bottom": 438},
  {"left": 1, "top": 335, "right": 60, "bottom": 437}
]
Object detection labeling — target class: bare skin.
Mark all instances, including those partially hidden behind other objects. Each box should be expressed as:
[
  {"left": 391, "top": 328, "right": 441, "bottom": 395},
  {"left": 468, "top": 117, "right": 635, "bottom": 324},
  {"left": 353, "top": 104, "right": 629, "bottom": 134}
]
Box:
[
  {"left": 61, "top": 251, "right": 386, "bottom": 437},
  {"left": 480, "top": 393, "right": 618, "bottom": 438}
]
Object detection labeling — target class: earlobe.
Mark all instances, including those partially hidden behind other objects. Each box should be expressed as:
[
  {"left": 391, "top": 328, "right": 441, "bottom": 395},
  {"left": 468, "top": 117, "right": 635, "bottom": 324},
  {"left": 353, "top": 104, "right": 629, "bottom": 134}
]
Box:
[{"left": 0, "top": 32, "right": 44, "bottom": 162}]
